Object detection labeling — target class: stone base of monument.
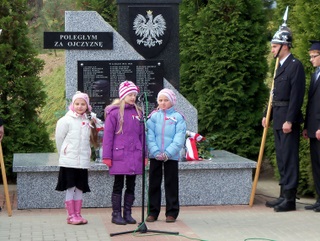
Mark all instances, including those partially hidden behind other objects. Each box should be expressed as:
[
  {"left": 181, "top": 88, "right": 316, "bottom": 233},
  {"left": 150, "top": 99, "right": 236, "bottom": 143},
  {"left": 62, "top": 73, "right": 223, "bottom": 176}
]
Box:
[{"left": 12, "top": 150, "right": 256, "bottom": 209}]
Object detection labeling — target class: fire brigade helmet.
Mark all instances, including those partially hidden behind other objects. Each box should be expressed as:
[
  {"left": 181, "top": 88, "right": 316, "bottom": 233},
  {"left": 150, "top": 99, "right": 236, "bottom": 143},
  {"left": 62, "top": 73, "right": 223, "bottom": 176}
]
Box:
[{"left": 271, "top": 26, "right": 292, "bottom": 47}]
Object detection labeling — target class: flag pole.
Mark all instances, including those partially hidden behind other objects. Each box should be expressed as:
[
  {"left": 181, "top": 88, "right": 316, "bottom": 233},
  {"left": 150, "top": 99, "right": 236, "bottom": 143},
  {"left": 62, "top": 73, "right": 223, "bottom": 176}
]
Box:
[
  {"left": 0, "top": 142, "right": 12, "bottom": 216},
  {"left": 0, "top": 29, "right": 12, "bottom": 216},
  {"left": 249, "top": 57, "right": 279, "bottom": 207}
]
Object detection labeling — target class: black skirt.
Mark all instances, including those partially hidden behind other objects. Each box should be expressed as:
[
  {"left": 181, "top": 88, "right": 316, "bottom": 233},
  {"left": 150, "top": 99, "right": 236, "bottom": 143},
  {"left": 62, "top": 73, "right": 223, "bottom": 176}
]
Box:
[{"left": 55, "top": 167, "right": 91, "bottom": 193}]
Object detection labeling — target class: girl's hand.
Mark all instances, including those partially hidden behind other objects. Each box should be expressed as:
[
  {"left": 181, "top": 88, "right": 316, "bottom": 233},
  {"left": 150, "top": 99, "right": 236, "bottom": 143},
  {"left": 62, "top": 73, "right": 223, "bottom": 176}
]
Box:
[
  {"left": 155, "top": 153, "right": 168, "bottom": 162},
  {"left": 145, "top": 158, "right": 149, "bottom": 166},
  {"left": 162, "top": 153, "right": 168, "bottom": 162},
  {"left": 103, "top": 158, "right": 112, "bottom": 167},
  {"left": 155, "top": 153, "right": 165, "bottom": 161}
]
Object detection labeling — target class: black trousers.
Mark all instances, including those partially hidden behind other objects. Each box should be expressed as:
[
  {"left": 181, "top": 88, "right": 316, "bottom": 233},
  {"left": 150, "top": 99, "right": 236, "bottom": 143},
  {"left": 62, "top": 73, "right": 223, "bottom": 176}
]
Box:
[
  {"left": 148, "top": 159, "right": 179, "bottom": 219},
  {"left": 310, "top": 138, "right": 320, "bottom": 198},
  {"left": 113, "top": 175, "right": 136, "bottom": 196},
  {"left": 273, "top": 124, "right": 300, "bottom": 191}
]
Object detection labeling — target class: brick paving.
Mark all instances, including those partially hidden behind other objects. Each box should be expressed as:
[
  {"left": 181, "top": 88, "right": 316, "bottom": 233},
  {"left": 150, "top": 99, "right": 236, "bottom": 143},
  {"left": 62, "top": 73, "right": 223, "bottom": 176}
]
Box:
[{"left": 1, "top": 175, "right": 320, "bottom": 241}]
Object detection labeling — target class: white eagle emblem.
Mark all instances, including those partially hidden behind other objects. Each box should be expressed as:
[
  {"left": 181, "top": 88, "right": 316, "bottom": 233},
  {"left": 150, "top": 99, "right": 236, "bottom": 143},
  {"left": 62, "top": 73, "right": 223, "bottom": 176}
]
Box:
[{"left": 133, "top": 10, "right": 166, "bottom": 48}]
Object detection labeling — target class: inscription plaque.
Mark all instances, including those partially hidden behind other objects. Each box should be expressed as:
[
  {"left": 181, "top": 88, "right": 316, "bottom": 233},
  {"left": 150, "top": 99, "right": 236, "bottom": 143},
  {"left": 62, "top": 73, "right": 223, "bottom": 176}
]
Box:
[
  {"left": 44, "top": 32, "right": 113, "bottom": 50},
  {"left": 78, "top": 60, "right": 164, "bottom": 120}
]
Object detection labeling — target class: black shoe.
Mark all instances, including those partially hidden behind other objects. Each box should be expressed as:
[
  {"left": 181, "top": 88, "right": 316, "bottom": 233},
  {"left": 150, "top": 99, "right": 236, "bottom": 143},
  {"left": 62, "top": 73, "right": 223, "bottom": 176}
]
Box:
[
  {"left": 265, "top": 197, "right": 285, "bottom": 208},
  {"left": 274, "top": 201, "right": 296, "bottom": 212},
  {"left": 274, "top": 189, "right": 297, "bottom": 212},
  {"left": 314, "top": 206, "right": 320, "bottom": 212},
  {"left": 305, "top": 201, "right": 320, "bottom": 210}
]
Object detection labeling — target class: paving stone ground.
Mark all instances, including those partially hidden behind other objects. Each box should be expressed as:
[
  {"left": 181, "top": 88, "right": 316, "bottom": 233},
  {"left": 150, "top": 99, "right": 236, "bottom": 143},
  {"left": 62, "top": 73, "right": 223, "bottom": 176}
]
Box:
[{"left": 1, "top": 174, "right": 319, "bottom": 241}]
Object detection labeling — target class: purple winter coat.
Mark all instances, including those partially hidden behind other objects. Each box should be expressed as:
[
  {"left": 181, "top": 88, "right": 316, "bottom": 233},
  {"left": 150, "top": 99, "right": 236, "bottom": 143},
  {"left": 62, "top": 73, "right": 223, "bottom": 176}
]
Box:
[{"left": 102, "top": 104, "right": 144, "bottom": 175}]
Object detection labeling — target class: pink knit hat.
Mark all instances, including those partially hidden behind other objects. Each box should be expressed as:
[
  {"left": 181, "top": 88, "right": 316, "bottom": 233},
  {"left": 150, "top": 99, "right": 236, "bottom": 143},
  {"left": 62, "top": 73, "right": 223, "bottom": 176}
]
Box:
[
  {"left": 69, "top": 91, "right": 92, "bottom": 112},
  {"left": 157, "top": 88, "right": 177, "bottom": 106},
  {"left": 119, "top": 81, "right": 139, "bottom": 100}
]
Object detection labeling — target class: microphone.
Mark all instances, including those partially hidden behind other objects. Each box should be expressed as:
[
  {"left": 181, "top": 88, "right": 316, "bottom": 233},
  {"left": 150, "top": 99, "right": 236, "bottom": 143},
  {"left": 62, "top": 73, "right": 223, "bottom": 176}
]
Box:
[{"left": 138, "top": 93, "right": 145, "bottom": 103}]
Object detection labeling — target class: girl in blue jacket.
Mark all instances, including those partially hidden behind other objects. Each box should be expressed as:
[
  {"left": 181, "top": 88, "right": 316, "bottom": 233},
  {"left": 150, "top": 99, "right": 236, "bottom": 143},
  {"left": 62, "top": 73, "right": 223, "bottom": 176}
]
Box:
[{"left": 146, "top": 88, "right": 186, "bottom": 223}]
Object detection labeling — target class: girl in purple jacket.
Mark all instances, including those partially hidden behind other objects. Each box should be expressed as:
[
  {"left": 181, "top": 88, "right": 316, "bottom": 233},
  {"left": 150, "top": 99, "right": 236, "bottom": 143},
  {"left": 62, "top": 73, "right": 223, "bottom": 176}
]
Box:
[{"left": 102, "top": 81, "right": 147, "bottom": 225}]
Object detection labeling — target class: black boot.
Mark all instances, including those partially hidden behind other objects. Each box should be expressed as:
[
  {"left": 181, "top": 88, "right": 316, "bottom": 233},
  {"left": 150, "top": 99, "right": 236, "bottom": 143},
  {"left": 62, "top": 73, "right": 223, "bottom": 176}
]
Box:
[
  {"left": 305, "top": 199, "right": 320, "bottom": 210},
  {"left": 123, "top": 193, "right": 137, "bottom": 224},
  {"left": 274, "top": 189, "right": 296, "bottom": 212},
  {"left": 266, "top": 186, "right": 284, "bottom": 208},
  {"left": 111, "top": 193, "right": 126, "bottom": 225}
]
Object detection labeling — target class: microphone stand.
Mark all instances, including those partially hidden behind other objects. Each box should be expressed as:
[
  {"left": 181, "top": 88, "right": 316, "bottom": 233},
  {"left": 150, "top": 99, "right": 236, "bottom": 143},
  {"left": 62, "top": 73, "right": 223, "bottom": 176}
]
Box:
[{"left": 110, "top": 93, "right": 179, "bottom": 237}]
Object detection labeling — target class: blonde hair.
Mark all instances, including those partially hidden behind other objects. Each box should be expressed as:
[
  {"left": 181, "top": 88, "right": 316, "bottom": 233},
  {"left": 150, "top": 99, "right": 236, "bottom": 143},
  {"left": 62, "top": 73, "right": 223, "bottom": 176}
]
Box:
[
  {"left": 86, "top": 111, "right": 99, "bottom": 148},
  {"left": 106, "top": 98, "right": 142, "bottom": 134}
]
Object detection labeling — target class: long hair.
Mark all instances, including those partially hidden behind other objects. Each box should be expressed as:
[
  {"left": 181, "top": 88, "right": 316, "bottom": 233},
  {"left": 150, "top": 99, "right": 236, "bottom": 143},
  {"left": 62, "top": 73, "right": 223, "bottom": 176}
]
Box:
[
  {"left": 106, "top": 98, "right": 142, "bottom": 134},
  {"left": 86, "top": 111, "right": 99, "bottom": 148}
]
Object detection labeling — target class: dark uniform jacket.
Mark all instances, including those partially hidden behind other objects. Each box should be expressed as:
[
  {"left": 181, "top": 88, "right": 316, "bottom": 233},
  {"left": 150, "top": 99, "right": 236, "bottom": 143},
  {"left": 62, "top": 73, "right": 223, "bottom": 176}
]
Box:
[
  {"left": 304, "top": 69, "right": 320, "bottom": 138},
  {"left": 269, "top": 54, "right": 305, "bottom": 130}
]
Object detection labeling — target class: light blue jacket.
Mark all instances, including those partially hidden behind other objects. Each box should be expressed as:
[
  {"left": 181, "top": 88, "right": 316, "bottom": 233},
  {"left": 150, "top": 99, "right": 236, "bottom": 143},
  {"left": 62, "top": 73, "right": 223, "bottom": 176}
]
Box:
[{"left": 147, "top": 107, "right": 186, "bottom": 161}]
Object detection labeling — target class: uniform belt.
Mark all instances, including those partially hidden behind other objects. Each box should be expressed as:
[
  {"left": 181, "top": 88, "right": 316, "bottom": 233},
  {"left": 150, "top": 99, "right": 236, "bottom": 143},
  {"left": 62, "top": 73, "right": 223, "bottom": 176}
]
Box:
[{"left": 272, "top": 101, "right": 289, "bottom": 106}]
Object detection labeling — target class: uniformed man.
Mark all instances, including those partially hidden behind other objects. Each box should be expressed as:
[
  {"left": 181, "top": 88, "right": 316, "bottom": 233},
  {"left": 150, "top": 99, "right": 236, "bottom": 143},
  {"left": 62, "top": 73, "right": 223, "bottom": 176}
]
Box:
[
  {"left": 262, "top": 24, "right": 306, "bottom": 212},
  {"left": 302, "top": 40, "right": 320, "bottom": 212}
]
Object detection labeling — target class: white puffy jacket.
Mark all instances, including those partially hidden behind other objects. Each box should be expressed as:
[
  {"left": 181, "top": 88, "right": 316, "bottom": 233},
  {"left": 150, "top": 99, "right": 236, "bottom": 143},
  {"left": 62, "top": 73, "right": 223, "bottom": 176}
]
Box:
[{"left": 55, "top": 110, "right": 92, "bottom": 169}]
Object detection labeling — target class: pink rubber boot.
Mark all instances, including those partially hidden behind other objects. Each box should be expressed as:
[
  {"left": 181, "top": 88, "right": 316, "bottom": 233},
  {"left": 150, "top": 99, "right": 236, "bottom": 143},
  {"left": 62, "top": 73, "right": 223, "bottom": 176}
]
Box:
[
  {"left": 74, "top": 199, "right": 88, "bottom": 224},
  {"left": 65, "top": 200, "right": 82, "bottom": 225}
]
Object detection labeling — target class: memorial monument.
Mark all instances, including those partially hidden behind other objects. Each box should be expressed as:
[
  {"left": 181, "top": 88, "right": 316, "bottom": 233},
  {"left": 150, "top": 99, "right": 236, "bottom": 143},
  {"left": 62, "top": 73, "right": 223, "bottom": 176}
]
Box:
[
  {"left": 13, "top": 3, "right": 257, "bottom": 209},
  {"left": 61, "top": 0, "right": 198, "bottom": 130}
]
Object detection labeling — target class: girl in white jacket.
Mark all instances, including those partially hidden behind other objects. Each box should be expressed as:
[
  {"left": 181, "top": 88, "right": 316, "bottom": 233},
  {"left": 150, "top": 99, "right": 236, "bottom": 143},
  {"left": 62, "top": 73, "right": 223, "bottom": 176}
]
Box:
[{"left": 55, "top": 91, "right": 99, "bottom": 225}]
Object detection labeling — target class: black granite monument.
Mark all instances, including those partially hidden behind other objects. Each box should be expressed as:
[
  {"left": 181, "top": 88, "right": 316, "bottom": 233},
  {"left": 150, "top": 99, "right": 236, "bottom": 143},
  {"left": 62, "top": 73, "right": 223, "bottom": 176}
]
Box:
[
  {"left": 117, "top": 0, "right": 182, "bottom": 90},
  {"left": 78, "top": 60, "right": 164, "bottom": 120}
]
